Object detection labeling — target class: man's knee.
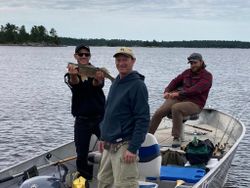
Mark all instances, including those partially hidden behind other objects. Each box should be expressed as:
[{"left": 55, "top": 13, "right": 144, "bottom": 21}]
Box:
[
  {"left": 154, "top": 108, "right": 170, "bottom": 118},
  {"left": 171, "top": 103, "right": 182, "bottom": 114}
]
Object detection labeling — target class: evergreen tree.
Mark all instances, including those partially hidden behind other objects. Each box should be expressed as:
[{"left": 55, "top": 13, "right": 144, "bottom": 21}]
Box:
[
  {"left": 1, "top": 22, "right": 250, "bottom": 48},
  {"left": 3, "top": 23, "right": 19, "bottom": 43},
  {"left": 30, "top": 25, "right": 48, "bottom": 42},
  {"left": 18, "top": 25, "right": 29, "bottom": 43},
  {"left": 49, "top": 28, "right": 60, "bottom": 45}
]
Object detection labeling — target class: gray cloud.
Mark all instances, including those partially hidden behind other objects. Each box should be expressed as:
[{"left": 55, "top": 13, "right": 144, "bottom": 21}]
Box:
[
  {"left": 1, "top": 0, "right": 250, "bottom": 21},
  {"left": 1, "top": 0, "right": 249, "bottom": 41}
]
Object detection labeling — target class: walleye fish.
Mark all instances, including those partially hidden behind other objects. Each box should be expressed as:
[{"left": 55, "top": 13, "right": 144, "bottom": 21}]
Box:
[{"left": 68, "top": 62, "right": 115, "bottom": 82}]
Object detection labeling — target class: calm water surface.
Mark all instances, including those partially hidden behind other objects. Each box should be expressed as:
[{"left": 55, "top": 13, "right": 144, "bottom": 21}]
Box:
[{"left": 0, "top": 46, "right": 249, "bottom": 187}]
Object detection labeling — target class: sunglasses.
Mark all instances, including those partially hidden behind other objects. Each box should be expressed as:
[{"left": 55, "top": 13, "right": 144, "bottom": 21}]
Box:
[{"left": 77, "top": 52, "right": 91, "bottom": 57}]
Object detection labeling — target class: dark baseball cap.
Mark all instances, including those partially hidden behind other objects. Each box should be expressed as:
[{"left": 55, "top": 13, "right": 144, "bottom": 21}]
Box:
[
  {"left": 187, "top": 53, "right": 203, "bottom": 62},
  {"left": 75, "top": 44, "right": 90, "bottom": 53}
]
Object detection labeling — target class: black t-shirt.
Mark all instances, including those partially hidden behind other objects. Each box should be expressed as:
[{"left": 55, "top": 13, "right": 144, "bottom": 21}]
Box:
[{"left": 64, "top": 73, "right": 105, "bottom": 117}]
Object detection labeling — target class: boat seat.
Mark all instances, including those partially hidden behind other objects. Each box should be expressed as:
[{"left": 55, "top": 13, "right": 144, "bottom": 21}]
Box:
[
  {"left": 183, "top": 114, "right": 199, "bottom": 121},
  {"left": 88, "top": 151, "right": 102, "bottom": 164},
  {"left": 138, "top": 133, "right": 162, "bottom": 188},
  {"left": 167, "top": 113, "right": 199, "bottom": 122}
]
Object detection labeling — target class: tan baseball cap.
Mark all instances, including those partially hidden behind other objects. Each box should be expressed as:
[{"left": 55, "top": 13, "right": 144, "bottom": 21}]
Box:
[{"left": 113, "top": 47, "right": 135, "bottom": 59}]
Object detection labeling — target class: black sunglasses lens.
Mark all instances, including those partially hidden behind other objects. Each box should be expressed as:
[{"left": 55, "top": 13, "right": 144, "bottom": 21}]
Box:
[{"left": 78, "top": 53, "right": 90, "bottom": 57}]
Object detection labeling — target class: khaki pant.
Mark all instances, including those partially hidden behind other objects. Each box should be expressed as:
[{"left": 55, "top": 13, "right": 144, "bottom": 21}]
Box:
[
  {"left": 97, "top": 143, "right": 139, "bottom": 188},
  {"left": 149, "top": 99, "right": 201, "bottom": 138}
]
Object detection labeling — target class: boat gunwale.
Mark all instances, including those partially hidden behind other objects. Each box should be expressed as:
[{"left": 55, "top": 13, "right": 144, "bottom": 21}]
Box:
[{"left": 192, "top": 108, "right": 246, "bottom": 188}]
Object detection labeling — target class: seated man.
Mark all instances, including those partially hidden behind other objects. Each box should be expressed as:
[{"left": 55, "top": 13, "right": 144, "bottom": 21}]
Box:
[{"left": 148, "top": 53, "right": 213, "bottom": 148}]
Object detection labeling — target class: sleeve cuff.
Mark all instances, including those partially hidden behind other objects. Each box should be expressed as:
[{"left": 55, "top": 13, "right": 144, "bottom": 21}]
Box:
[{"left": 128, "top": 144, "right": 139, "bottom": 154}]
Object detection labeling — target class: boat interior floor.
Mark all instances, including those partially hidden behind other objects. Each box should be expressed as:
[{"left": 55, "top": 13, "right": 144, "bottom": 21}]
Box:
[{"left": 155, "top": 118, "right": 234, "bottom": 156}]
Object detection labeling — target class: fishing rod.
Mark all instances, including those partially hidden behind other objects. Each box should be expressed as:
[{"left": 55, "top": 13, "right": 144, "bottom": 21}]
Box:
[
  {"left": 219, "top": 102, "right": 249, "bottom": 145},
  {"left": 185, "top": 124, "right": 213, "bottom": 132},
  {"left": 213, "top": 103, "right": 249, "bottom": 157}
]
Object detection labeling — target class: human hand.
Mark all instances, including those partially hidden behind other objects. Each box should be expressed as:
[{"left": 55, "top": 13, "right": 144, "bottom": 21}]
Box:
[
  {"left": 164, "top": 92, "right": 171, "bottom": 99},
  {"left": 67, "top": 64, "right": 78, "bottom": 75},
  {"left": 170, "top": 92, "right": 179, "bottom": 99},
  {"left": 123, "top": 150, "right": 137, "bottom": 163},
  {"left": 164, "top": 92, "right": 179, "bottom": 99},
  {"left": 94, "top": 70, "right": 104, "bottom": 82}
]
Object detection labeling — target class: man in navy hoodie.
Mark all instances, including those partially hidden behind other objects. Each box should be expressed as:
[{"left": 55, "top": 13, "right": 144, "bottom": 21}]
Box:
[{"left": 97, "top": 47, "right": 150, "bottom": 188}]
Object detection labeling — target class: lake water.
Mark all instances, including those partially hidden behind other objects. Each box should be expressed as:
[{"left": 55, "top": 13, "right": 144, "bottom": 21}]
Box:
[{"left": 0, "top": 46, "right": 249, "bottom": 187}]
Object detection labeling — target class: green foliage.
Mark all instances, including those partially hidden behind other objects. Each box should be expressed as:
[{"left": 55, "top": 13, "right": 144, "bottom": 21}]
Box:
[
  {"left": 0, "top": 23, "right": 60, "bottom": 45},
  {"left": 1, "top": 23, "right": 250, "bottom": 48},
  {"left": 60, "top": 37, "right": 250, "bottom": 48}
]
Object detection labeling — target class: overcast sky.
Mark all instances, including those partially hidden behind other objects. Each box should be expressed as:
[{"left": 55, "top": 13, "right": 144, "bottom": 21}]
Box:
[{"left": 1, "top": 0, "right": 250, "bottom": 41}]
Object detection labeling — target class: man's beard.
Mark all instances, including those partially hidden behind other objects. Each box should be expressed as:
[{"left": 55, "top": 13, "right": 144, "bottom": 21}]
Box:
[{"left": 191, "top": 66, "right": 202, "bottom": 73}]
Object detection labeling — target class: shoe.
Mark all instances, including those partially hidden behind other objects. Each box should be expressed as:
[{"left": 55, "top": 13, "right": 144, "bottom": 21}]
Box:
[{"left": 172, "top": 138, "right": 181, "bottom": 148}]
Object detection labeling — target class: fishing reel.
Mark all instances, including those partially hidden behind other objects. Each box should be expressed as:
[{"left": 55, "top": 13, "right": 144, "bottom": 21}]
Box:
[{"left": 213, "top": 142, "right": 227, "bottom": 158}]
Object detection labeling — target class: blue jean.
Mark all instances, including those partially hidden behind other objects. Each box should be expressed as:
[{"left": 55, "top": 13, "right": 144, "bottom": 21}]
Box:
[{"left": 74, "top": 116, "right": 102, "bottom": 179}]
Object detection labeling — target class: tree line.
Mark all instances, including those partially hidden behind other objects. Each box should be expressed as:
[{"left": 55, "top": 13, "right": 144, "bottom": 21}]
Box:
[
  {"left": 0, "top": 23, "right": 60, "bottom": 45},
  {"left": 1, "top": 23, "right": 250, "bottom": 48},
  {"left": 60, "top": 37, "right": 250, "bottom": 48}
]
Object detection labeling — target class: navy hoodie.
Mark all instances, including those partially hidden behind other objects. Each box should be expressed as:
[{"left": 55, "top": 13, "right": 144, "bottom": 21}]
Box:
[{"left": 100, "top": 71, "right": 150, "bottom": 154}]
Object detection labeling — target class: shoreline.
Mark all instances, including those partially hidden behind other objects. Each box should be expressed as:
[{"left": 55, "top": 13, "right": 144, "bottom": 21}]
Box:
[{"left": 0, "top": 43, "right": 66, "bottom": 47}]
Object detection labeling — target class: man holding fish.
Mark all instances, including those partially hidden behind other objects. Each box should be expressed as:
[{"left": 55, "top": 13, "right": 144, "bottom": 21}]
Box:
[{"left": 64, "top": 44, "right": 105, "bottom": 180}]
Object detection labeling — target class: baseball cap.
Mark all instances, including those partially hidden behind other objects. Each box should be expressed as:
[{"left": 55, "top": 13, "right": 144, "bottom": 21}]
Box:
[
  {"left": 187, "top": 53, "right": 203, "bottom": 63},
  {"left": 113, "top": 47, "right": 135, "bottom": 59},
  {"left": 75, "top": 44, "right": 90, "bottom": 53}
]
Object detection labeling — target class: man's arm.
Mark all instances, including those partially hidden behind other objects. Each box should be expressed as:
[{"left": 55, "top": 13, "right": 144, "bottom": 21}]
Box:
[
  {"left": 69, "top": 74, "right": 80, "bottom": 85},
  {"left": 122, "top": 83, "right": 150, "bottom": 163},
  {"left": 164, "top": 72, "right": 184, "bottom": 93},
  {"left": 67, "top": 63, "right": 80, "bottom": 85},
  {"left": 127, "top": 83, "right": 150, "bottom": 154}
]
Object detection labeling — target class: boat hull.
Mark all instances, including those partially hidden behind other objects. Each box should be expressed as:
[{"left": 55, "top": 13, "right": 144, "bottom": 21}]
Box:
[{"left": 0, "top": 109, "right": 245, "bottom": 188}]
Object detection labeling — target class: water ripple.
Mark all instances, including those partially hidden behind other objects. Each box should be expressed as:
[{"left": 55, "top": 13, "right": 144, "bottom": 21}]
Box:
[{"left": 0, "top": 47, "right": 250, "bottom": 188}]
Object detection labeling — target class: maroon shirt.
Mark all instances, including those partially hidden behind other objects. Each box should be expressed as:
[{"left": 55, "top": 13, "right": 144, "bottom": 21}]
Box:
[{"left": 164, "top": 68, "right": 213, "bottom": 109}]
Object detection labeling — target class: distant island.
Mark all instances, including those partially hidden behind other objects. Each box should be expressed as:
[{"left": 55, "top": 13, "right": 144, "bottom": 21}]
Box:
[
  {"left": 1, "top": 23, "right": 250, "bottom": 48},
  {"left": 0, "top": 23, "right": 60, "bottom": 46}
]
